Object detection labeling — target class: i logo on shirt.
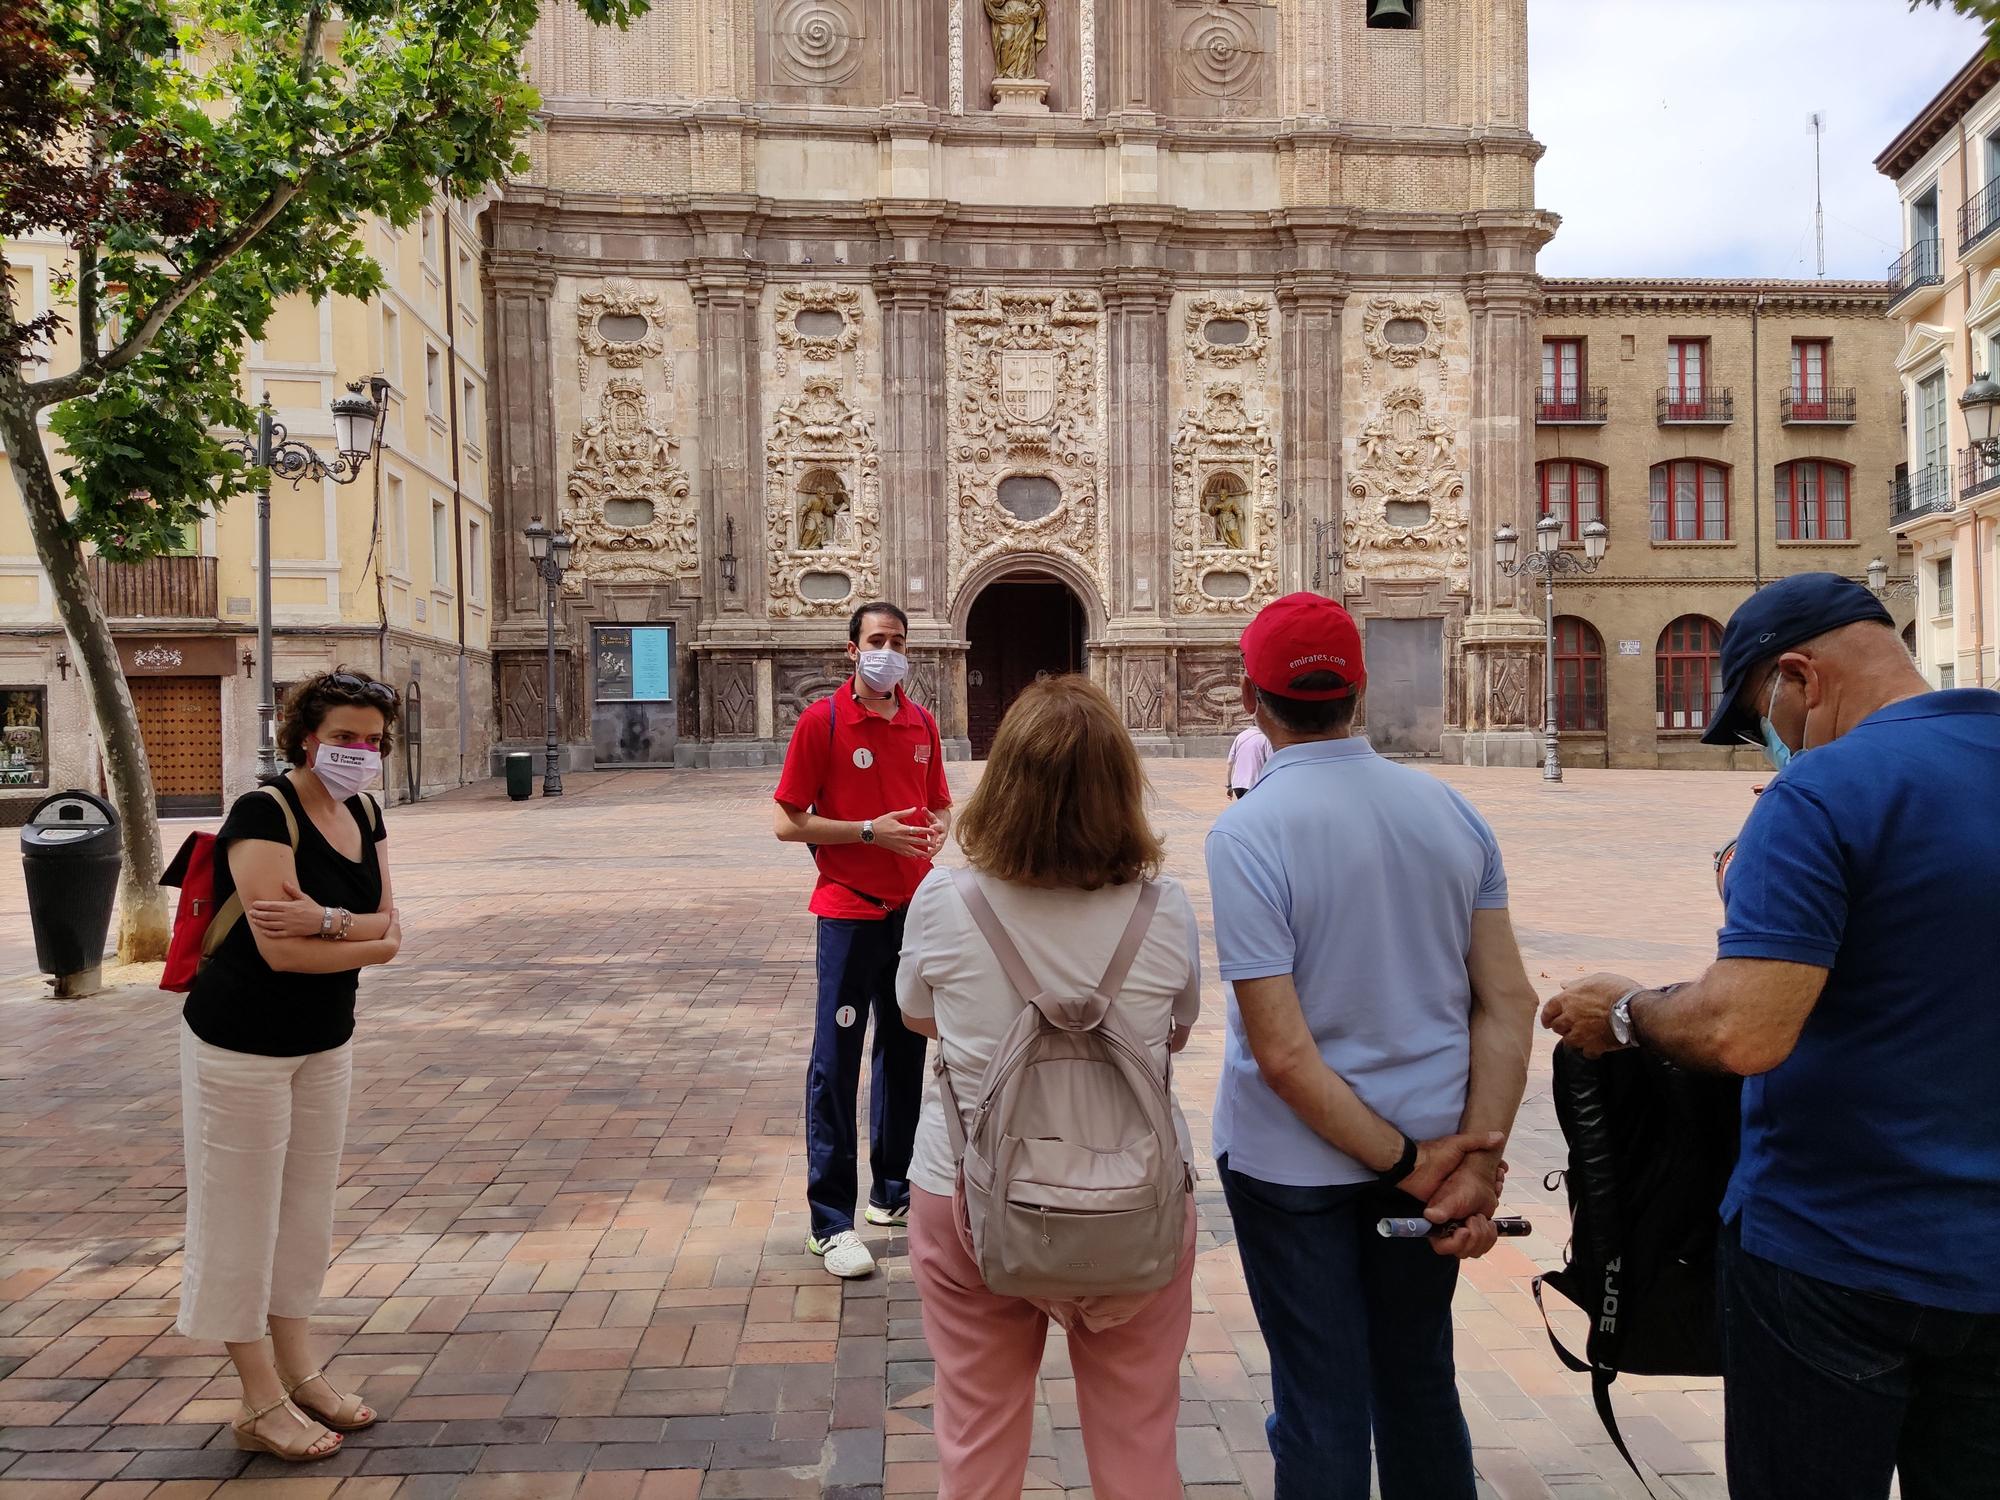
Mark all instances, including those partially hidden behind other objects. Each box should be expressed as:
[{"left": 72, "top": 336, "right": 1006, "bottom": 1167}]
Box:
[{"left": 852, "top": 748, "right": 874, "bottom": 769}]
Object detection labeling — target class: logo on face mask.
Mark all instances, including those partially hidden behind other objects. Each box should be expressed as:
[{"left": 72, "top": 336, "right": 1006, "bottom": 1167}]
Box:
[{"left": 311, "top": 743, "right": 381, "bottom": 799}]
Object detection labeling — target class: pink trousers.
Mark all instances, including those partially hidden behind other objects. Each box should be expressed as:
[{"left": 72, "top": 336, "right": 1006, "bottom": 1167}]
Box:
[{"left": 908, "top": 1186, "right": 1195, "bottom": 1500}]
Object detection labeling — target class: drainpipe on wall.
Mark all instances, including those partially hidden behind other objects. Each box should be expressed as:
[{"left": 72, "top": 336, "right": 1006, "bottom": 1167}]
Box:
[
  {"left": 440, "top": 195, "right": 471, "bottom": 785},
  {"left": 1751, "top": 292, "right": 1764, "bottom": 588}
]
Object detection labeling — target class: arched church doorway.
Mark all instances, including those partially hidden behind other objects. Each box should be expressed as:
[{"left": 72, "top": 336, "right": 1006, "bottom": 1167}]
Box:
[{"left": 965, "top": 573, "right": 1087, "bottom": 757}]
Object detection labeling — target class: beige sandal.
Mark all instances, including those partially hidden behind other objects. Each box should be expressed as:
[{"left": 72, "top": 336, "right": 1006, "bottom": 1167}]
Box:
[
  {"left": 283, "top": 1369, "right": 376, "bottom": 1433},
  {"left": 232, "top": 1397, "right": 342, "bottom": 1460}
]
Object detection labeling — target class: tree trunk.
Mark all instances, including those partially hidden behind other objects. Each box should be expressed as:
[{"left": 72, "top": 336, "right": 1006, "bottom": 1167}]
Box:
[{"left": 0, "top": 394, "right": 171, "bottom": 963}]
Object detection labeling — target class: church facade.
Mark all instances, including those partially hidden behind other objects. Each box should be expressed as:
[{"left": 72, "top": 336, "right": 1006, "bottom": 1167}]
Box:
[{"left": 487, "top": 0, "right": 1554, "bottom": 767}]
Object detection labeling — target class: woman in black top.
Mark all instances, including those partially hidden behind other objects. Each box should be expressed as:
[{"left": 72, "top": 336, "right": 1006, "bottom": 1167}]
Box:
[{"left": 177, "top": 671, "right": 403, "bottom": 1462}]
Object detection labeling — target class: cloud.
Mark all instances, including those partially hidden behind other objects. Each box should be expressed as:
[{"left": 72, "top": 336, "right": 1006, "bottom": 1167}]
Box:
[{"left": 1530, "top": 0, "right": 1986, "bottom": 279}]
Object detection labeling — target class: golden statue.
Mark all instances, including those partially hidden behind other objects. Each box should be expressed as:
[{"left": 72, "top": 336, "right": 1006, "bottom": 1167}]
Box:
[{"left": 985, "top": 0, "right": 1047, "bottom": 81}]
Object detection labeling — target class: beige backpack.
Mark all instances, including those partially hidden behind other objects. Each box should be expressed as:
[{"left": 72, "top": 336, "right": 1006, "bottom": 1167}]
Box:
[{"left": 936, "top": 869, "right": 1192, "bottom": 1301}]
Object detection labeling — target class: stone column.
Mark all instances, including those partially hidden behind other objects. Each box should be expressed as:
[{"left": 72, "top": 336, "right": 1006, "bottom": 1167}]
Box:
[
  {"left": 1109, "top": 0, "right": 1162, "bottom": 116},
  {"left": 1276, "top": 266, "right": 1346, "bottom": 597},
  {"left": 687, "top": 228, "right": 766, "bottom": 623},
  {"left": 887, "top": 0, "right": 947, "bottom": 105},
  {"left": 1103, "top": 260, "right": 1173, "bottom": 623},
  {"left": 1454, "top": 267, "right": 1546, "bottom": 767},
  {"left": 486, "top": 208, "right": 575, "bottom": 767},
  {"left": 874, "top": 262, "right": 949, "bottom": 630}
]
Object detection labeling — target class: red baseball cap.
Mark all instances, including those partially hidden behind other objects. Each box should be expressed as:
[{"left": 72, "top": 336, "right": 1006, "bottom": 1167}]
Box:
[{"left": 1240, "top": 593, "right": 1366, "bottom": 700}]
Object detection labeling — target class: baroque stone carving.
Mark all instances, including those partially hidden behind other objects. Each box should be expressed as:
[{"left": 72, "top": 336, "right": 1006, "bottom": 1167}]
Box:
[
  {"left": 766, "top": 378, "right": 882, "bottom": 617},
  {"left": 776, "top": 655, "right": 847, "bottom": 733},
  {"left": 709, "top": 660, "right": 758, "bottom": 739},
  {"left": 774, "top": 0, "right": 864, "bottom": 86},
  {"left": 1177, "top": 649, "right": 1246, "bottom": 733},
  {"left": 985, "top": 0, "right": 1046, "bottom": 79},
  {"left": 1124, "top": 655, "right": 1167, "bottom": 732},
  {"left": 946, "top": 288, "right": 1107, "bottom": 605},
  {"left": 948, "top": 0, "right": 965, "bottom": 113},
  {"left": 1361, "top": 295, "right": 1447, "bottom": 368},
  {"left": 1487, "top": 654, "right": 1531, "bottom": 729},
  {"left": 576, "top": 279, "right": 666, "bottom": 388},
  {"left": 1079, "top": 0, "right": 1095, "bottom": 116},
  {"left": 1172, "top": 384, "right": 1278, "bottom": 615},
  {"left": 774, "top": 283, "right": 864, "bottom": 376},
  {"left": 1184, "top": 294, "right": 1272, "bottom": 380},
  {"left": 563, "top": 375, "right": 697, "bottom": 586},
  {"left": 1178, "top": 5, "right": 1260, "bottom": 97},
  {"left": 1343, "top": 383, "right": 1469, "bottom": 584}
]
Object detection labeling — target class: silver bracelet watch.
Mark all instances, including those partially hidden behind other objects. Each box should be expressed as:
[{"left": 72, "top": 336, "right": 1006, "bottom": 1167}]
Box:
[{"left": 1609, "top": 987, "right": 1645, "bottom": 1047}]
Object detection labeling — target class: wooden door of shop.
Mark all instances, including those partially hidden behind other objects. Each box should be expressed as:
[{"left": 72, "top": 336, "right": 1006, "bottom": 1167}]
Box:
[
  {"left": 966, "top": 577, "right": 1086, "bottom": 757},
  {"left": 129, "top": 676, "right": 224, "bottom": 816}
]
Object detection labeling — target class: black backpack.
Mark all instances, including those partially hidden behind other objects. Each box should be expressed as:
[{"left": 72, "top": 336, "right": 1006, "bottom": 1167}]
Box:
[{"left": 1534, "top": 1044, "right": 1741, "bottom": 1487}]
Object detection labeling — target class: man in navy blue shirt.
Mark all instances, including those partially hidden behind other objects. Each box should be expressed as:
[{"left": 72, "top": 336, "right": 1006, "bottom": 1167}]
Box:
[{"left": 1543, "top": 573, "right": 2000, "bottom": 1500}]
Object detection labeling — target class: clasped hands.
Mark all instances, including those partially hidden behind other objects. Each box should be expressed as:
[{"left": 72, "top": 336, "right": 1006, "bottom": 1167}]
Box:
[
  {"left": 1394, "top": 1131, "right": 1510, "bottom": 1260},
  {"left": 870, "top": 806, "right": 946, "bottom": 861}
]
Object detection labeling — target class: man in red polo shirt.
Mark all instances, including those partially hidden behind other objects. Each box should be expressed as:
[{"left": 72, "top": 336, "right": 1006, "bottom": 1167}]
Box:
[{"left": 773, "top": 601, "right": 952, "bottom": 1279}]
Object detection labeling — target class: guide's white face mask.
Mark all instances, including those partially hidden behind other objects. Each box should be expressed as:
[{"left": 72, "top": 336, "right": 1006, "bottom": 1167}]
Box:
[
  {"left": 309, "top": 742, "right": 381, "bottom": 799},
  {"left": 856, "top": 649, "right": 910, "bottom": 693}
]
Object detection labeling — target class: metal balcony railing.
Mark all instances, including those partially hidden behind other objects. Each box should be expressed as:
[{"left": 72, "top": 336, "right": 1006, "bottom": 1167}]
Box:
[
  {"left": 86, "top": 555, "right": 219, "bottom": 618},
  {"left": 1890, "top": 466, "right": 1954, "bottom": 527},
  {"left": 1781, "top": 387, "right": 1857, "bottom": 425},
  {"left": 1889, "top": 238, "right": 1944, "bottom": 302},
  {"left": 1535, "top": 386, "right": 1608, "bottom": 424},
  {"left": 1961, "top": 446, "right": 2000, "bottom": 503},
  {"left": 1962, "top": 180, "right": 2000, "bottom": 256},
  {"left": 1656, "top": 387, "right": 1735, "bottom": 424}
]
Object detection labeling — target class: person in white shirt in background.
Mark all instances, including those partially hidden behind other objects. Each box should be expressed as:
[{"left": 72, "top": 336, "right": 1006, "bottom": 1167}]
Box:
[{"left": 1226, "top": 723, "right": 1272, "bottom": 800}]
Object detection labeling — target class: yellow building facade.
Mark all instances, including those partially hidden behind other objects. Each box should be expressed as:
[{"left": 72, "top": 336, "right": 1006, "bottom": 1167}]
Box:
[
  {"left": 1878, "top": 49, "right": 2000, "bottom": 692},
  {"left": 0, "top": 198, "right": 495, "bottom": 820}
]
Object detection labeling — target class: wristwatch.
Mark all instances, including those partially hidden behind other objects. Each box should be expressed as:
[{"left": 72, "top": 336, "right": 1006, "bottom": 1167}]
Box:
[
  {"left": 1375, "top": 1131, "right": 1420, "bottom": 1186},
  {"left": 859, "top": 819, "right": 875, "bottom": 845},
  {"left": 1609, "top": 987, "right": 1644, "bottom": 1047}
]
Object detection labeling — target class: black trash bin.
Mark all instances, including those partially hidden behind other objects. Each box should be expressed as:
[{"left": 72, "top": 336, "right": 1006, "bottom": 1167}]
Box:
[
  {"left": 505, "top": 752, "right": 533, "bottom": 801},
  {"left": 20, "top": 789, "right": 121, "bottom": 998}
]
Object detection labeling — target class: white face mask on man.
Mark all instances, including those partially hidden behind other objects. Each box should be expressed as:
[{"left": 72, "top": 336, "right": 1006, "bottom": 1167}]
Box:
[
  {"left": 855, "top": 648, "right": 910, "bottom": 694},
  {"left": 308, "top": 742, "right": 382, "bottom": 800}
]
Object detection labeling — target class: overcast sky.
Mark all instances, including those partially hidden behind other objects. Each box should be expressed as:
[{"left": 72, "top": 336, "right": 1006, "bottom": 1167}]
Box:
[{"left": 1530, "top": 0, "right": 1987, "bottom": 280}]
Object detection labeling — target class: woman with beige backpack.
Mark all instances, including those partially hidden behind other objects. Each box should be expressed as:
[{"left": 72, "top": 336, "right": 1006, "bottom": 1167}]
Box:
[{"left": 897, "top": 674, "right": 1201, "bottom": 1500}]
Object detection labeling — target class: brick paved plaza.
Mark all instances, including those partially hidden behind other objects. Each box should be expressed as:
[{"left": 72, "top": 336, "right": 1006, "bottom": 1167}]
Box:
[{"left": 0, "top": 761, "right": 1760, "bottom": 1500}]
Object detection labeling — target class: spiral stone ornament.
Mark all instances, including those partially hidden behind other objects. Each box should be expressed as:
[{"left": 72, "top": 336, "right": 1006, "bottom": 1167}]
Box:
[
  {"left": 1181, "top": 10, "right": 1259, "bottom": 97},
  {"left": 777, "top": 0, "right": 862, "bottom": 85}
]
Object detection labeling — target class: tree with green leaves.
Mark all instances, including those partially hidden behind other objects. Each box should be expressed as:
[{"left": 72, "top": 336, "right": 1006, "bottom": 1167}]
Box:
[
  {"left": 0, "top": 0, "right": 645, "bottom": 962},
  {"left": 1915, "top": 0, "right": 2000, "bottom": 47}
]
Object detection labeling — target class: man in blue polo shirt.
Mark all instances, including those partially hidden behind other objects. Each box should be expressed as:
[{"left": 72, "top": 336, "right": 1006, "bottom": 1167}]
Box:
[
  {"left": 1544, "top": 572, "right": 2000, "bottom": 1500},
  {"left": 774, "top": 601, "right": 951, "bottom": 1279},
  {"left": 1206, "top": 593, "right": 1540, "bottom": 1500}
]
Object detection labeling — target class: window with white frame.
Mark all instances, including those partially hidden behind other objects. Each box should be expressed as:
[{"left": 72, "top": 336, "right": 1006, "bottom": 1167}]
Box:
[
  {"left": 468, "top": 520, "right": 485, "bottom": 603},
  {"left": 420, "top": 209, "right": 438, "bottom": 272},
  {"left": 380, "top": 305, "right": 401, "bottom": 386},
  {"left": 461, "top": 376, "right": 478, "bottom": 442},
  {"left": 1917, "top": 369, "right": 1949, "bottom": 478},
  {"left": 425, "top": 346, "right": 442, "bottom": 416},
  {"left": 386, "top": 472, "right": 408, "bottom": 572},
  {"left": 431, "top": 498, "right": 450, "bottom": 586},
  {"left": 1936, "top": 556, "right": 1955, "bottom": 614}
]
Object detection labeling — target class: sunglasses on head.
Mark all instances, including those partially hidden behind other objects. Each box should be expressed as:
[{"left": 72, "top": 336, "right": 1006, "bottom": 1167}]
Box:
[{"left": 325, "top": 672, "right": 398, "bottom": 706}]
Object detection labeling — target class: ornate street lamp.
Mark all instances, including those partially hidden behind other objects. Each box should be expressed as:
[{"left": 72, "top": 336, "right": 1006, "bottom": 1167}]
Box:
[
  {"left": 1867, "top": 555, "right": 1921, "bottom": 602},
  {"left": 1960, "top": 372, "right": 2000, "bottom": 466},
  {"left": 223, "top": 377, "right": 389, "bottom": 776},
  {"left": 1495, "top": 514, "right": 1608, "bottom": 785},
  {"left": 524, "top": 515, "right": 575, "bottom": 796}
]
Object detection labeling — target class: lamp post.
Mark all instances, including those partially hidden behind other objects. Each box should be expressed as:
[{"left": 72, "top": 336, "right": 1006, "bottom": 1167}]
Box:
[
  {"left": 1960, "top": 371, "right": 2000, "bottom": 467},
  {"left": 1866, "top": 555, "right": 1921, "bottom": 602},
  {"left": 223, "top": 378, "right": 389, "bottom": 776},
  {"left": 523, "top": 515, "right": 576, "bottom": 796},
  {"left": 1494, "top": 513, "right": 1608, "bottom": 785}
]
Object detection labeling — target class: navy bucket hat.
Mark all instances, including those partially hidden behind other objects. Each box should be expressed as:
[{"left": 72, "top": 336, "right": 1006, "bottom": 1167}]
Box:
[{"left": 1700, "top": 572, "right": 1894, "bottom": 747}]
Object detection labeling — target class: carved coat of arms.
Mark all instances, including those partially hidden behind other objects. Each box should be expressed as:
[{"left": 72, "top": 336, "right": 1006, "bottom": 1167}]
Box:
[{"left": 998, "top": 350, "right": 1060, "bottom": 425}]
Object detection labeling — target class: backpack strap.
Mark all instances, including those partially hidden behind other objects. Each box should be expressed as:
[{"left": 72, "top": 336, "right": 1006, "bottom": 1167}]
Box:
[
  {"left": 199, "top": 785, "right": 301, "bottom": 960},
  {"left": 1531, "top": 1279, "right": 1659, "bottom": 1500},
  {"left": 357, "top": 790, "right": 381, "bottom": 836},
  {"left": 949, "top": 870, "right": 1160, "bottom": 1033}
]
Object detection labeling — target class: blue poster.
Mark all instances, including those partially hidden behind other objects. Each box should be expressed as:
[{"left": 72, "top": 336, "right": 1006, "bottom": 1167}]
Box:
[{"left": 631, "top": 628, "right": 672, "bottom": 701}]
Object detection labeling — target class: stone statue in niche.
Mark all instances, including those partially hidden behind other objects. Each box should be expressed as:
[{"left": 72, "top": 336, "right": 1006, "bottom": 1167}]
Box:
[
  {"left": 1201, "top": 472, "right": 1249, "bottom": 550},
  {"left": 797, "top": 470, "right": 850, "bottom": 552},
  {"left": 985, "top": 0, "right": 1050, "bottom": 113},
  {"left": 985, "top": 0, "right": 1045, "bottom": 77}
]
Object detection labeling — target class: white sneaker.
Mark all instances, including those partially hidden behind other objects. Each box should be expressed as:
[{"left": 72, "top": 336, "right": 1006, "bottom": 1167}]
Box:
[
  {"left": 863, "top": 1202, "right": 909, "bottom": 1228},
  {"left": 807, "top": 1229, "right": 876, "bottom": 1279}
]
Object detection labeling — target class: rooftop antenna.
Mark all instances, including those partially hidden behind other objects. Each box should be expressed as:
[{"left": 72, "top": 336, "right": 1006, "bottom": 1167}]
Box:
[{"left": 1809, "top": 110, "right": 1827, "bottom": 279}]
